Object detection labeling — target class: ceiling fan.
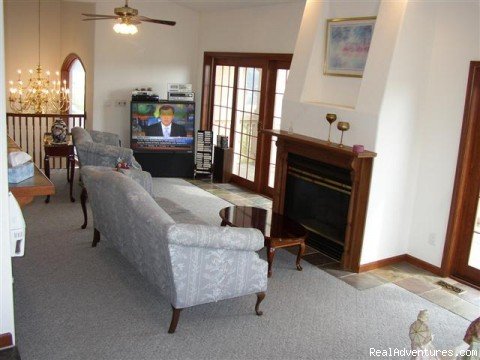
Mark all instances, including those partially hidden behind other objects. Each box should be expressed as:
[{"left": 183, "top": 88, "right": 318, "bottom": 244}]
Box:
[{"left": 82, "top": 0, "right": 176, "bottom": 35}]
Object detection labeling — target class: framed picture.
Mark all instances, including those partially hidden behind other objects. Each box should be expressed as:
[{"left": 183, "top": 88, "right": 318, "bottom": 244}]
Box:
[{"left": 324, "top": 17, "right": 376, "bottom": 78}]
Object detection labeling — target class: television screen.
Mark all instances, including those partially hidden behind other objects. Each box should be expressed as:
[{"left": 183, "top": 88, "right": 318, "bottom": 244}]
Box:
[{"left": 130, "top": 101, "right": 195, "bottom": 152}]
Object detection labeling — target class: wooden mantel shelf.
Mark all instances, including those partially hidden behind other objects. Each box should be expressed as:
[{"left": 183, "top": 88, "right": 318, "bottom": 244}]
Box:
[{"left": 262, "top": 129, "right": 377, "bottom": 159}]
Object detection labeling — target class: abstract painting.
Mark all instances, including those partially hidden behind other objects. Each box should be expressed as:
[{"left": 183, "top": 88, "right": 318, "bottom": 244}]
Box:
[{"left": 324, "top": 17, "right": 376, "bottom": 77}]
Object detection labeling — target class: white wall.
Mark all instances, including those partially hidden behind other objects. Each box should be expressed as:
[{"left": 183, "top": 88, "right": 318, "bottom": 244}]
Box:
[
  {"left": 283, "top": 0, "right": 480, "bottom": 266},
  {"left": 60, "top": 1, "right": 95, "bottom": 129},
  {"left": 0, "top": 0, "right": 16, "bottom": 343},
  {"left": 92, "top": 1, "right": 200, "bottom": 145},
  {"left": 360, "top": 0, "right": 436, "bottom": 263},
  {"left": 4, "top": 0, "right": 94, "bottom": 126},
  {"left": 408, "top": 1, "right": 479, "bottom": 266},
  {"left": 196, "top": 1, "right": 305, "bottom": 130},
  {"left": 4, "top": 0, "right": 61, "bottom": 108},
  {"left": 198, "top": 2, "right": 305, "bottom": 54}
]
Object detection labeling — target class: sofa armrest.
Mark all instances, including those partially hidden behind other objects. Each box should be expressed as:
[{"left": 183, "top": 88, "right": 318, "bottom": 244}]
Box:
[
  {"left": 89, "top": 130, "right": 121, "bottom": 146},
  {"left": 167, "top": 224, "right": 265, "bottom": 251},
  {"left": 76, "top": 142, "right": 135, "bottom": 168}
]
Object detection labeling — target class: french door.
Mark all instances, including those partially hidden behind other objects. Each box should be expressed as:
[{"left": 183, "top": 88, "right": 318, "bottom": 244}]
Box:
[
  {"left": 443, "top": 61, "right": 480, "bottom": 288},
  {"left": 201, "top": 53, "right": 292, "bottom": 195}
]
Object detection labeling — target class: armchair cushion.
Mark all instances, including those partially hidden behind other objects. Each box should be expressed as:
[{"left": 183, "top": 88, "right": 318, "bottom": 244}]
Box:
[
  {"left": 89, "top": 130, "right": 121, "bottom": 146},
  {"left": 75, "top": 142, "right": 136, "bottom": 168}
]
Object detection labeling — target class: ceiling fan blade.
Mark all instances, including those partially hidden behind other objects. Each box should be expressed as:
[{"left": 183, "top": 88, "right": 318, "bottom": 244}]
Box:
[
  {"left": 82, "top": 13, "right": 118, "bottom": 18},
  {"left": 82, "top": 18, "right": 118, "bottom": 21},
  {"left": 138, "top": 16, "right": 176, "bottom": 26}
]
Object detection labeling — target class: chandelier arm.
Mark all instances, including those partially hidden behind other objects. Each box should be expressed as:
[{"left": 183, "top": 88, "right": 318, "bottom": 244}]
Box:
[{"left": 38, "top": 0, "right": 40, "bottom": 65}]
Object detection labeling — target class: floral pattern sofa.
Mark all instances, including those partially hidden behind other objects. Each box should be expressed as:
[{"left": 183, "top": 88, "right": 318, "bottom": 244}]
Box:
[{"left": 81, "top": 166, "right": 268, "bottom": 333}]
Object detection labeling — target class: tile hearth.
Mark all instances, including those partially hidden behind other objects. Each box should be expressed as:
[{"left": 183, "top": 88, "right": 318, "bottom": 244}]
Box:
[{"left": 188, "top": 178, "right": 480, "bottom": 322}]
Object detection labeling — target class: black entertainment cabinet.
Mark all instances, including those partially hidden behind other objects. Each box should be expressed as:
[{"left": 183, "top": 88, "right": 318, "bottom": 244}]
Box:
[
  {"left": 131, "top": 100, "right": 195, "bottom": 178},
  {"left": 133, "top": 151, "right": 194, "bottom": 178}
]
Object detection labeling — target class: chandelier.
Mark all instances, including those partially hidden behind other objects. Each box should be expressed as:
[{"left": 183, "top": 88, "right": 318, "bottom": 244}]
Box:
[{"left": 8, "top": 0, "right": 70, "bottom": 114}]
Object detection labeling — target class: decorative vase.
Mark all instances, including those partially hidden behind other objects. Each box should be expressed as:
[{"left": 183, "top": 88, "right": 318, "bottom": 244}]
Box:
[{"left": 51, "top": 119, "right": 67, "bottom": 143}]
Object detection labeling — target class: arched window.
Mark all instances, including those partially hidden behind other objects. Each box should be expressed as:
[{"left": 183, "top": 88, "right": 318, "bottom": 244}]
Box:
[{"left": 61, "top": 54, "right": 86, "bottom": 114}]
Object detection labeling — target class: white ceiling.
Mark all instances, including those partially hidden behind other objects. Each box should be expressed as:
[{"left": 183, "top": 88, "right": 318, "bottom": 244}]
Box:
[
  {"left": 170, "top": 0, "right": 305, "bottom": 12},
  {"left": 62, "top": 0, "right": 305, "bottom": 12}
]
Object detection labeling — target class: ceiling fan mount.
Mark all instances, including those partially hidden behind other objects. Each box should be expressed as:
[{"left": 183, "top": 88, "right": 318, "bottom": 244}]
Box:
[{"left": 114, "top": 0, "right": 138, "bottom": 18}]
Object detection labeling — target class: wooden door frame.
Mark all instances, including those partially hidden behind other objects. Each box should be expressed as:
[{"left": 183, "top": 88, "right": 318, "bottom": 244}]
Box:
[
  {"left": 259, "top": 60, "right": 292, "bottom": 198},
  {"left": 442, "top": 61, "right": 480, "bottom": 287},
  {"left": 60, "top": 53, "right": 86, "bottom": 115},
  {"left": 200, "top": 52, "right": 293, "bottom": 193}
]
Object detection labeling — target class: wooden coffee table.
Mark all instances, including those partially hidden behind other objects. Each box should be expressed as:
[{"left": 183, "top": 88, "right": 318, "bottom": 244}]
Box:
[{"left": 219, "top": 206, "right": 307, "bottom": 277}]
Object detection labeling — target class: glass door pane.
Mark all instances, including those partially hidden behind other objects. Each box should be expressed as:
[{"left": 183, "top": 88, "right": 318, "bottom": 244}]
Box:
[
  {"left": 212, "top": 65, "right": 235, "bottom": 146},
  {"left": 268, "top": 69, "right": 290, "bottom": 188},
  {"left": 232, "top": 67, "right": 262, "bottom": 182},
  {"left": 468, "top": 197, "right": 480, "bottom": 269}
]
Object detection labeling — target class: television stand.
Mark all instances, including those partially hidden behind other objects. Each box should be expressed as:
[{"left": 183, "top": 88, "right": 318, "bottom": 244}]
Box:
[{"left": 134, "top": 151, "right": 194, "bottom": 178}]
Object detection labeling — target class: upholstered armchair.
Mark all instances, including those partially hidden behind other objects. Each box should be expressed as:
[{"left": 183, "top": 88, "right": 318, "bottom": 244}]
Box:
[
  {"left": 71, "top": 127, "right": 142, "bottom": 229},
  {"left": 81, "top": 166, "right": 268, "bottom": 333}
]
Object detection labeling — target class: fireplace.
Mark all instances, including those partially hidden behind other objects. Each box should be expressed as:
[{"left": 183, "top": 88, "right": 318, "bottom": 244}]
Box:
[
  {"left": 263, "top": 130, "right": 376, "bottom": 272},
  {"left": 285, "top": 153, "right": 351, "bottom": 260}
]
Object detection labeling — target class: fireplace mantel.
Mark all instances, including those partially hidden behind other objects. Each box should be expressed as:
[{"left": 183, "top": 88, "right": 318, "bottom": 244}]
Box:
[{"left": 263, "top": 129, "right": 377, "bottom": 272}]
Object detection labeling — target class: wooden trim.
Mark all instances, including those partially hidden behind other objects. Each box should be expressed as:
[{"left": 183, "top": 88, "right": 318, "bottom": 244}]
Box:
[
  {"left": 358, "top": 254, "right": 443, "bottom": 276},
  {"left": 358, "top": 254, "right": 408, "bottom": 272},
  {"left": 442, "top": 61, "right": 480, "bottom": 285},
  {"left": 200, "top": 53, "right": 214, "bottom": 130},
  {"left": 450, "top": 275, "right": 480, "bottom": 291},
  {"left": 405, "top": 255, "right": 443, "bottom": 276},
  {"left": 204, "top": 52, "right": 292, "bottom": 62},
  {"left": 60, "top": 53, "right": 86, "bottom": 115},
  {"left": 201, "top": 52, "right": 293, "bottom": 190},
  {"left": 0, "top": 333, "right": 13, "bottom": 349}
]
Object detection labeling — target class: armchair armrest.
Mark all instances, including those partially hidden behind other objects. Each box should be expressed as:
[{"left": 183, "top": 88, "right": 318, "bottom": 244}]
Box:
[
  {"left": 76, "top": 142, "right": 136, "bottom": 168},
  {"left": 167, "top": 224, "right": 265, "bottom": 251},
  {"left": 89, "top": 130, "right": 121, "bottom": 146}
]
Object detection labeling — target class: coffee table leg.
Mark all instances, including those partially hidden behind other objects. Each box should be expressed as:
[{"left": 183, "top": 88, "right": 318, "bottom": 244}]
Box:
[
  {"left": 267, "top": 246, "right": 275, "bottom": 278},
  {"left": 296, "top": 242, "right": 305, "bottom": 271}
]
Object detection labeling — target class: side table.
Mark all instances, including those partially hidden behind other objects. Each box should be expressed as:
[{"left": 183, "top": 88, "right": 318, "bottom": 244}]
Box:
[
  {"left": 219, "top": 206, "right": 307, "bottom": 277},
  {"left": 44, "top": 133, "right": 75, "bottom": 203}
]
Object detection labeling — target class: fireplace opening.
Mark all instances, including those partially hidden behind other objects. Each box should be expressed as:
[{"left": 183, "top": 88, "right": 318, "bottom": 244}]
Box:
[{"left": 284, "top": 153, "right": 351, "bottom": 260}]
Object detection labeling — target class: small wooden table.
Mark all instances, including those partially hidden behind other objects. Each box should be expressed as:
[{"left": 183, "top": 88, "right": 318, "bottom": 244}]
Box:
[
  {"left": 44, "top": 133, "right": 75, "bottom": 203},
  {"left": 219, "top": 206, "right": 307, "bottom": 277},
  {"left": 8, "top": 136, "right": 55, "bottom": 207}
]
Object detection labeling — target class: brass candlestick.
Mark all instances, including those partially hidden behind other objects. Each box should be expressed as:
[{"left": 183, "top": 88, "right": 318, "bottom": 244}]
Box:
[
  {"left": 325, "top": 113, "right": 337, "bottom": 143},
  {"left": 337, "top": 121, "right": 350, "bottom": 147}
]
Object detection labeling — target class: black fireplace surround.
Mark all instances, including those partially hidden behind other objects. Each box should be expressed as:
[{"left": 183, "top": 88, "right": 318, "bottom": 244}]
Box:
[{"left": 284, "top": 153, "right": 351, "bottom": 260}]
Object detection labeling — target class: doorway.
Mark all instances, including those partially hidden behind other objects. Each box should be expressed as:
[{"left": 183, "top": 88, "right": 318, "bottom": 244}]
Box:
[
  {"left": 201, "top": 52, "right": 292, "bottom": 195},
  {"left": 443, "top": 61, "right": 480, "bottom": 288}
]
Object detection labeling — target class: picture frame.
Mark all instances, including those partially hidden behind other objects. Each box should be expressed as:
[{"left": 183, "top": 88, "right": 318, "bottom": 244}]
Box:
[{"left": 324, "top": 17, "right": 376, "bottom": 78}]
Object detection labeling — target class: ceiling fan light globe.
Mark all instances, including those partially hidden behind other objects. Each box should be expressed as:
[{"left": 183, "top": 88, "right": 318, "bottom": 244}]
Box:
[{"left": 113, "top": 22, "right": 137, "bottom": 35}]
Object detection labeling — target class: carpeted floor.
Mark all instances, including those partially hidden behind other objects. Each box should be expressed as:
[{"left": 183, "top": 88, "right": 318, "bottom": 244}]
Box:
[{"left": 12, "top": 171, "right": 470, "bottom": 360}]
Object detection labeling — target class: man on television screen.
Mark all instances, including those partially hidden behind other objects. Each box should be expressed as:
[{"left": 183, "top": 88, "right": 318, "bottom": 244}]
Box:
[{"left": 145, "top": 105, "right": 187, "bottom": 137}]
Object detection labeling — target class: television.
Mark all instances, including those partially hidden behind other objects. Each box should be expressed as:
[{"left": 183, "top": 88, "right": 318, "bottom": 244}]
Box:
[{"left": 130, "top": 101, "right": 195, "bottom": 152}]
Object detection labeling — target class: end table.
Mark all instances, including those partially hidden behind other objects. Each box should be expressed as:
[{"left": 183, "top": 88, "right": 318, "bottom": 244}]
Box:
[{"left": 44, "top": 133, "right": 75, "bottom": 203}]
